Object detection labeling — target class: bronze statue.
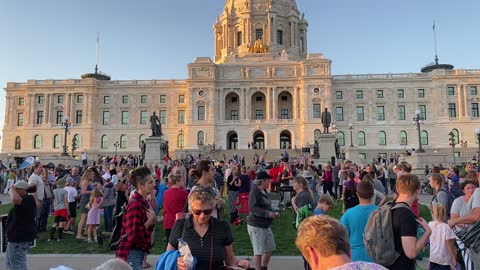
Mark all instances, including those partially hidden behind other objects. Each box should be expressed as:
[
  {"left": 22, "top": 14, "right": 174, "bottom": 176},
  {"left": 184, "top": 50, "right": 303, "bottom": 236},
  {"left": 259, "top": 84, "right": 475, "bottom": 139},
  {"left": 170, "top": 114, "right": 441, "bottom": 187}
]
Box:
[
  {"left": 335, "top": 139, "right": 340, "bottom": 159},
  {"left": 313, "top": 141, "right": 320, "bottom": 159},
  {"left": 140, "top": 140, "right": 146, "bottom": 159},
  {"left": 321, "top": 107, "right": 332, "bottom": 133},
  {"left": 150, "top": 112, "right": 162, "bottom": 137}
]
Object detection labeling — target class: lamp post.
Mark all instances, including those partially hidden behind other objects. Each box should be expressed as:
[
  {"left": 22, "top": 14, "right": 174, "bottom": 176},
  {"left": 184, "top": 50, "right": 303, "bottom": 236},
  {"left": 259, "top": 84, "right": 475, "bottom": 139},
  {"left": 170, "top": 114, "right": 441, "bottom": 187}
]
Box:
[
  {"left": 475, "top": 128, "right": 480, "bottom": 164},
  {"left": 114, "top": 141, "right": 119, "bottom": 157},
  {"left": 413, "top": 109, "right": 425, "bottom": 153},
  {"left": 61, "top": 115, "right": 71, "bottom": 156},
  {"left": 448, "top": 131, "right": 456, "bottom": 164},
  {"left": 460, "top": 140, "right": 468, "bottom": 162},
  {"left": 348, "top": 123, "right": 354, "bottom": 147},
  {"left": 179, "top": 129, "right": 184, "bottom": 149}
]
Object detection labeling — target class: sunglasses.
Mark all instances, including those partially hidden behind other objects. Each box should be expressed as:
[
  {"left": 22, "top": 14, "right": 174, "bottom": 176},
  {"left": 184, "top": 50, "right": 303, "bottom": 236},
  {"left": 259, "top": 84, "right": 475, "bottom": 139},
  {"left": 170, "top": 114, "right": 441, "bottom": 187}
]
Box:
[{"left": 191, "top": 208, "right": 213, "bottom": 216}]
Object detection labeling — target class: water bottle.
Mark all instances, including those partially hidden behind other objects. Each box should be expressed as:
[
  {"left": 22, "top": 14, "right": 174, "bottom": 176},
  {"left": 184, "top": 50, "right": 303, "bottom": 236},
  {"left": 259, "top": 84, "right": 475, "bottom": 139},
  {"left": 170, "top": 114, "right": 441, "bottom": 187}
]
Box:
[{"left": 178, "top": 238, "right": 194, "bottom": 270}]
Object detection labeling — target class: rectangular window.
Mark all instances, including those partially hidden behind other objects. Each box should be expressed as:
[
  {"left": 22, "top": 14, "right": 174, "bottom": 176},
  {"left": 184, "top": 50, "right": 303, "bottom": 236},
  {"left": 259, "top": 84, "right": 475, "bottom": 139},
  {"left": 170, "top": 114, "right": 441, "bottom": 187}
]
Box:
[
  {"left": 56, "top": 111, "right": 63, "bottom": 124},
  {"left": 397, "top": 89, "right": 405, "bottom": 98},
  {"left": 255, "top": 29, "right": 263, "bottom": 40},
  {"left": 377, "top": 106, "right": 385, "bottom": 121},
  {"left": 122, "top": 95, "right": 129, "bottom": 104},
  {"left": 231, "top": 97, "right": 238, "bottom": 103},
  {"left": 57, "top": 95, "right": 64, "bottom": 104},
  {"left": 18, "top": 97, "right": 24, "bottom": 105},
  {"left": 36, "top": 111, "right": 43, "bottom": 124},
  {"left": 336, "top": 91, "right": 343, "bottom": 100},
  {"left": 198, "top": 106, "right": 205, "bottom": 120},
  {"left": 17, "top": 112, "right": 24, "bottom": 126},
  {"left": 256, "top": 110, "right": 264, "bottom": 119},
  {"left": 377, "top": 90, "right": 384, "bottom": 98},
  {"left": 256, "top": 96, "right": 263, "bottom": 102},
  {"left": 448, "top": 103, "right": 457, "bottom": 118},
  {"left": 140, "top": 110, "right": 148, "bottom": 124},
  {"left": 356, "top": 90, "right": 363, "bottom": 99},
  {"left": 160, "top": 95, "right": 166, "bottom": 103},
  {"left": 472, "top": 103, "right": 479, "bottom": 118},
  {"left": 141, "top": 95, "right": 147, "bottom": 104},
  {"left": 237, "top": 31, "right": 242, "bottom": 46},
  {"left": 179, "top": 95, "right": 185, "bottom": 103},
  {"left": 76, "top": 94, "right": 83, "bottom": 104},
  {"left": 336, "top": 107, "right": 344, "bottom": 121},
  {"left": 419, "top": 105, "right": 427, "bottom": 120},
  {"left": 398, "top": 105, "right": 406, "bottom": 120},
  {"left": 447, "top": 86, "right": 455, "bottom": 96},
  {"left": 75, "top": 110, "right": 82, "bottom": 124},
  {"left": 418, "top": 89, "right": 425, "bottom": 98},
  {"left": 103, "top": 96, "right": 110, "bottom": 104},
  {"left": 281, "top": 95, "right": 288, "bottom": 102},
  {"left": 160, "top": 110, "right": 167, "bottom": 124},
  {"left": 471, "top": 86, "right": 478, "bottom": 96},
  {"left": 313, "top": 104, "right": 321, "bottom": 118},
  {"left": 280, "top": 109, "right": 289, "bottom": 119},
  {"left": 231, "top": 110, "right": 238, "bottom": 120},
  {"left": 178, "top": 110, "right": 185, "bottom": 124},
  {"left": 121, "top": 111, "right": 129, "bottom": 125},
  {"left": 356, "top": 106, "right": 364, "bottom": 121},
  {"left": 277, "top": 30, "right": 283, "bottom": 45},
  {"left": 102, "top": 111, "right": 110, "bottom": 125},
  {"left": 37, "top": 95, "right": 44, "bottom": 105}
]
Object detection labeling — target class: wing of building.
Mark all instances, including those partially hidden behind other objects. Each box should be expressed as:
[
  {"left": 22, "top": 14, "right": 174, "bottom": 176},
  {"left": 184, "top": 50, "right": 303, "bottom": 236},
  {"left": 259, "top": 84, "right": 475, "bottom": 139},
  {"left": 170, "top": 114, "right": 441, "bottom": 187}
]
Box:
[{"left": 2, "top": 0, "right": 480, "bottom": 164}]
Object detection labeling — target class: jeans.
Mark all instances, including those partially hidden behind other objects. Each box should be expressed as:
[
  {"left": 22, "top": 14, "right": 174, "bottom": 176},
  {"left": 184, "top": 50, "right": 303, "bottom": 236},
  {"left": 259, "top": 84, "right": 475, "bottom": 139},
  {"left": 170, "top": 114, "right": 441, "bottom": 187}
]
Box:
[
  {"left": 429, "top": 262, "right": 450, "bottom": 270},
  {"left": 6, "top": 241, "right": 30, "bottom": 270},
  {"left": 37, "top": 199, "right": 50, "bottom": 231},
  {"left": 127, "top": 249, "right": 145, "bottom": 270},
  {"left": 323, "top": 182, "right": 336, "bottom": 199},
  {"left": 103, "top": 205, "right": 114, "bottom": 232}
]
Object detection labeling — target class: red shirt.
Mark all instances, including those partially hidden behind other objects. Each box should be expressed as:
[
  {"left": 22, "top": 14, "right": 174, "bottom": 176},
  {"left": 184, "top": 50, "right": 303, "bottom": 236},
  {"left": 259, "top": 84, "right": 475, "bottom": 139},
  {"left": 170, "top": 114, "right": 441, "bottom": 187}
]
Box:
[
  {"left": 116, "top": 192, "right": 154, "bottom": 261},
  {"left": 162, "top": 187, "right": 188, "bottom": 229},
  {"left": 269, "top": 167, "right": 279, "bottom": 182},
  {"left": 323, "top": 170, "right": 333, "bottom": 183}
]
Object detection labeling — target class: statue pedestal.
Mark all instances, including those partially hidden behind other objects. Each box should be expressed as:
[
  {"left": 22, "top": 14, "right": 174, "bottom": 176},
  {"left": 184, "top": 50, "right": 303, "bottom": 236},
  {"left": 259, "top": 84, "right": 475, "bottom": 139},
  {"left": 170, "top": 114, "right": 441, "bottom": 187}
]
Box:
[
  {"left": 345, "top": 147, "right": 366, "bottom": 165},
  {"left": 318, "top": 134, "right": 337, "bottom": 165},
  {"left": 404, "top": 152, "right": 450, "bottom": 178},
  {"left": 144, "top": 136, "right": 167, "bottom": 165}
]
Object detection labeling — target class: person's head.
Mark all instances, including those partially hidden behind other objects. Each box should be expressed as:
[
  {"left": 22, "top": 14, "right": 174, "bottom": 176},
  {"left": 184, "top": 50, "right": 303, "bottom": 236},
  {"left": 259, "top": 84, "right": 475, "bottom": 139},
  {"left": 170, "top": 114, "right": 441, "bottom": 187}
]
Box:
[
  {"left": 452, "top": 167, "right": 460, "bottom": 176},
  {"left": 33, "top": 162, "right": 43, "bottom": 174},
  {"left": 255, "top": 171, "right": 272, "bottom": 190},
  {"left": 230, "top": 166, "right": 238, "bottom": 175},
  {"left": 361, "top": 174, "right": 373, "bottom": 183},
  {"left": 365, "top": 164, "right": 372, "bottom": 173},
  {"left": 466, "top": 170, "right": 479, "bottom": 186},
  {"left": 240, "top": 166, "right": 247, "bottom": 174},
  {"left": 293, "top": 176, "right": 309, "bottom": 193},
  {"left": 14, "top": 180, "right": 33, "bottom": 196},
  {"left": 272, "top": 162, "right": 278, "bottom": 168},
  {"left": 189, "top": 160, "right": 215, "bottom": 182},
  {"left": 129, "top": 167, "right": 155, "bottom": 196},
  {"left": 90, "top": 187, "right": 103, "bottom": 200},
  {"left": 296, "top": 216, "right": 351, "bottom": 270},
  {"left": 396, "top": 174, "right": 420, "bottom": 197},
  {"left": 431, "top": 203, "right": 447, "bottom": 222},
  {"left": 94, "top": 258, "right": 133, "bottom": 270},
  {"left": 82, "top": 168, "right": 95, "bottom": 182},
  {"left": 356, "top": 180, "right": 374, "bottom": 200},
  {"left": 316, "top": 194, "right": 334, "bottom": 213},
  {"left": 400, "top": 161, "right": 412, "bottom": 173},
  {"left": 71, "top": 166, "right": 79, "bottom": 176},
  {"left": 429, "top": 173, "right": 444, "bottom": 191},
  {"left": 461, "top": 180, "right": 477, "bottom": 198},
  {"left": 168, "top": 170, "right": 185, "bottom": 188},
  {"left": 432, "top": 166, "right": 441, "bottom": 173},
  {"left": 174, "top": 159, "right": 181, "bottom": 167},
  {"left": 188, "top": 186, "right": 216, "bottom": 225}
]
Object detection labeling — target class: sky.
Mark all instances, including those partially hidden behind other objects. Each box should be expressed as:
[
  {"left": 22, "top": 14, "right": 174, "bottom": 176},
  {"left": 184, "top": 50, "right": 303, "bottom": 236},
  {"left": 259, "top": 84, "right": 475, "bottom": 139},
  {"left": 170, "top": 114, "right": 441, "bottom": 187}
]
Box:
[{"left": 1, "top": 0, "right": 480, "bottom": 149}]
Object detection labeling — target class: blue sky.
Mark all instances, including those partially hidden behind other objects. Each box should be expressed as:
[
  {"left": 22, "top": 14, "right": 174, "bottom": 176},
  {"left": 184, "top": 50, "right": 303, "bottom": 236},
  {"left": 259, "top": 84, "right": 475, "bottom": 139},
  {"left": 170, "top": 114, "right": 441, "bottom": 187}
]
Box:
[{"left": 1, "top": 0, "right": 479, "bottom": 149}]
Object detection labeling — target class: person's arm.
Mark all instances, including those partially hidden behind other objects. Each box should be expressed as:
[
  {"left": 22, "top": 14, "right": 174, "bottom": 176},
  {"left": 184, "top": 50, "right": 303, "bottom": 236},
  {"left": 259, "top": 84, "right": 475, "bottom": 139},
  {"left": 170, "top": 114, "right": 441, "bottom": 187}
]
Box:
[
  {"left": 401, "top": 218, "right": 431, "bottom": 259},
  {"left": 377, "top": 192, "right": 387, "bottom": 206},
  {"left": 449, "top": 208, "right": 480, "bottom": 227},
  {"left": 446, "top": 238, "right": 457, "bottom": 266},
  {"left": 291, "top": 196, "right": 298, "bottom": 212},
  {"left": 32, "top": 192, "right": 41, "bottom": 208},
  {"left": 144, "top": 208, "right": 156, "bottom": 229},
  {"left": 10, "top": 184, "right": 22, "bottom": 205},
  {"left": 224, "top": 244, "right": 250, "bottom": 268}
]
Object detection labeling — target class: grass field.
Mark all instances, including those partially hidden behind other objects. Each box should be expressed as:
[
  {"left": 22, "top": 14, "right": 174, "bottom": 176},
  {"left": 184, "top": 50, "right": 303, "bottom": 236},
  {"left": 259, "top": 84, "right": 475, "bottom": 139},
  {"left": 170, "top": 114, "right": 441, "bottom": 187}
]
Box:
[{"left": 0, "top": 197, "right": 432, "bottom": 256}]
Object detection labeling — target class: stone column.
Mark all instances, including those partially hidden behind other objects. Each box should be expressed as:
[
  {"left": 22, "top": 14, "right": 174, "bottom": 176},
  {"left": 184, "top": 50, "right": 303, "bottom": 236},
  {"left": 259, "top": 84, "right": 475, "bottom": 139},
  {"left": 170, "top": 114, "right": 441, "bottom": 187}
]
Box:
[
  {"left": 272, "top": 88, "right": 277, "bottom": 119},
  {"left": 266, "top": 87, "right": 271, "bottom": 119},
  {"left": 240, "top": 89, "right": 245, "bottom": 121},
  {"left": 463, "top": 84, "right": 469, "bottom": 118},
  {"left": 293, "top": 87, "right": 298, "bottom": 119},
  {"left": 208, "top": 88, "right": 214, "bottom": 123},
  {"left": 26, "top": 94, "right": 33, "bottom": 126},
  {"left": 290, "top": 22, "right": 294, "bottom": 47},
  {"left": 457, "top": 85, "right": 464, "bottom": 119},
  {"left": 245, "top": 88, "right": 250, "bottom": 120}
]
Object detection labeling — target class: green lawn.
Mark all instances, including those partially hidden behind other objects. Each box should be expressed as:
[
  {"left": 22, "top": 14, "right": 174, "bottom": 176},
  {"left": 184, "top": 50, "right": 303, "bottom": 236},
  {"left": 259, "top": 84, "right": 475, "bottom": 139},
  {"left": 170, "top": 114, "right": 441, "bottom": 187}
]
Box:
[{"left": 0, "top": 198, "right": 432, "bottom": 256}]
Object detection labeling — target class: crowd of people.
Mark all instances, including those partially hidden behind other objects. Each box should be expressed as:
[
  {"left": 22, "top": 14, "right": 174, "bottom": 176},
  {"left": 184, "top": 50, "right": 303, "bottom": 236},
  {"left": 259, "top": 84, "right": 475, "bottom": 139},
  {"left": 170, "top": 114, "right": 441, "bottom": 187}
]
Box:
[{"left": 1, "top": 153, "right": 480, "bottom": 270}]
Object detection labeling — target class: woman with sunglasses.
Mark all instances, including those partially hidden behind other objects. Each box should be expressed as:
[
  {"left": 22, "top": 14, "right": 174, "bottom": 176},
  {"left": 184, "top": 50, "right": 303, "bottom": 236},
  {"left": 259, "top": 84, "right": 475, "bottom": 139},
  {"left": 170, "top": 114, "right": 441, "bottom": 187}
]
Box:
[{"left": 167, "top": 186, "right": 249, "bottom": 270}]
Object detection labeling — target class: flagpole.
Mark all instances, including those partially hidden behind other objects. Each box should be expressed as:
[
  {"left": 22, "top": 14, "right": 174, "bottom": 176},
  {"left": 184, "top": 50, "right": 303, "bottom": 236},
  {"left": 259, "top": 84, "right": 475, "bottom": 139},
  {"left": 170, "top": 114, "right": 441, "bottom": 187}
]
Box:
[
  {"left": 95, "top": 32, "right": 99, "bottom": 75},
  {"left": 433, "top": 21, "right": 438, "bottom": 65}
]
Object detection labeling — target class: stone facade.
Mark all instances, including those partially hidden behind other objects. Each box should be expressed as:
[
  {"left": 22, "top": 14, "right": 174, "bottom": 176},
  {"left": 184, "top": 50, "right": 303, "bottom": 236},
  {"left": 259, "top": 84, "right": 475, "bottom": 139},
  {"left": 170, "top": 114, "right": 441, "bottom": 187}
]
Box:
[{"left": 2, "top": 0, "right": 480, "bottom": 163}]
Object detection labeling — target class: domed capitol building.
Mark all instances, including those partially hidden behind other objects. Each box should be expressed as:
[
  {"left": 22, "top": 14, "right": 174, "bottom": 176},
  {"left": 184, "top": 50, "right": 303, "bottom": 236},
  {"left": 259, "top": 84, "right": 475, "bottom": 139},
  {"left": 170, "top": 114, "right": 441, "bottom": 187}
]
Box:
[{"left": 2, "top": 0, "right": 480, "bottom": 164}]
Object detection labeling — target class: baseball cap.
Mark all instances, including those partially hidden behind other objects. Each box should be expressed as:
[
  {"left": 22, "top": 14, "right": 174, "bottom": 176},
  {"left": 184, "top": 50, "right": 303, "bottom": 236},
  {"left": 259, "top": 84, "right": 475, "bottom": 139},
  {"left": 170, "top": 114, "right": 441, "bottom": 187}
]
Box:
[{"left": 15, "top": 181, "right": 30, "bottom": 190}]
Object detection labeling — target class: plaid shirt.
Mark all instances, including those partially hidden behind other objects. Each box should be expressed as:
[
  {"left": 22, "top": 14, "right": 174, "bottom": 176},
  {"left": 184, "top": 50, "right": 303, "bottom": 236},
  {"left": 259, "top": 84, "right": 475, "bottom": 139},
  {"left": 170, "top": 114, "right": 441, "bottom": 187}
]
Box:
[{"left": 116, "top": 191, "right": 154, "bottom": 261}]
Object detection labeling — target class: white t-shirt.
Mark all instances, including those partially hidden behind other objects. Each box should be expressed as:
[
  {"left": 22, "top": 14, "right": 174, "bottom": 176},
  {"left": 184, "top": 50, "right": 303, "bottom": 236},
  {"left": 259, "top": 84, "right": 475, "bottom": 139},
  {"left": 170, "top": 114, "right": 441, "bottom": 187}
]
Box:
[
  {"left": 28, "top": 173, "right": 45, "bottom": 200},
  {"left": 466, "top": 188, "right": 480, "bottom": 214},
  {"left": 81, "top": 152, "right": 87, "bottom": 160},
  {"left": 428, "top": 221, "right": 456, "bottom": 266},
  {"left": 64, "top": 186, "right": 78, "bottom": 203}
]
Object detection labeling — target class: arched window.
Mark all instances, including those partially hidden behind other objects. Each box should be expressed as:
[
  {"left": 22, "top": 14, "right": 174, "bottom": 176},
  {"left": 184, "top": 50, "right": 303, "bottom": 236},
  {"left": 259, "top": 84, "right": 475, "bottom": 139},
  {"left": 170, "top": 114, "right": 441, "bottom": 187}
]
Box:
[
  {"left": 451, "top": 129, "right": 459, "bottom": 144},
  {"left": 33, "top": 135, "right": 41, "bottom": 149},
  {"left": 400, "top": 130, "right": 408, "bottom": 145},
  {"left": 314, "top": 129, "right": 321, "bottom": 141},
  {"left": 139, "top": 134, "right": 146, "bottom": 148},
  {"left": 15, "top": 136, "right": 21, "bottom": 150},
  {"left": 120, "top": 135, "right": 128, "bottom": 149},
  {"left": 178, "top": 134, "right": 184, "bottom": 149},
  {"left": 73, "top": 134, "right": 81, "bottom": 148},
  {"left": 101, "top": 135, "right": 108, "bottom": 149},
  {"left": 337, "top": 132, "right": 345, "bottom": 146},
  {"left": 53, "top": 134, "right": 61, "bottom": 149},
  {"left": 197, "top": 131, "right": 205, "bottom": 146},
  {"left": 357, "top": 132, "right": 366, "bottom": 146},
  {"left": 378, "top": 131, "right": 386, "bottom": 146},
  {"left": 421, "top": 130, "right": 429, "bottom": 145}
]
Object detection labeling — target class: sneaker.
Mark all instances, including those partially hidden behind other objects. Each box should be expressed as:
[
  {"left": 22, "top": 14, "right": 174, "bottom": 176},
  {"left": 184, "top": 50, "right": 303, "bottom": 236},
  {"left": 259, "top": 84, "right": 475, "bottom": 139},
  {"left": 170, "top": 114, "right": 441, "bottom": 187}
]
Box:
[
  {"left": 57, "top": 239, "right": 63, "bottom": 242},
  {"left": 47, "top": 238, "right": 55, "bottom": 242},
  {"left": 63, "top": 230, "right": 74, "bottom": 235}
]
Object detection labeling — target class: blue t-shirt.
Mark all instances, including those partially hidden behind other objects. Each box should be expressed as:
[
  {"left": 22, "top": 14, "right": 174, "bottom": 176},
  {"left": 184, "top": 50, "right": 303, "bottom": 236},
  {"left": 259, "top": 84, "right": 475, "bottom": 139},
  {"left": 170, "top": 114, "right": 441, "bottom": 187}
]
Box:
[
  {"left": 313, "top": 208, "right": 324, "bottom": 215},
  {"left": 340, "top": 204, "right": 378, "bottom": 262}
]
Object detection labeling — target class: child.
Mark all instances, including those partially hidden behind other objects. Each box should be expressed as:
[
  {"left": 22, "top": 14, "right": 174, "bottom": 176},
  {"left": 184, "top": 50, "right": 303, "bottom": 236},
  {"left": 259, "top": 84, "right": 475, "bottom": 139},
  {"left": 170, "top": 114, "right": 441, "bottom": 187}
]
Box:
[
  {"left": 313, "top": 194, "right": 335, "bottom": 215},
  {"left": 429, "top": 203, "right": 457, "bottom": 269},
  {"left": 49, "top": 179, "right": 69, "bottom": 241},
  {"left": 86, "top": 187, "right": 103, "bottom": 243}
]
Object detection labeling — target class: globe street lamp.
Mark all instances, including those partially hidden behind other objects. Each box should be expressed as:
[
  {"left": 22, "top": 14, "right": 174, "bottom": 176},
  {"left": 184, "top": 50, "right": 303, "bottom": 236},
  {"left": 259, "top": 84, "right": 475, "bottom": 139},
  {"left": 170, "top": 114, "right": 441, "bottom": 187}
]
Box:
[
  {"left": 448, "top": 131, "right": 457, "bottom": 164},
  {"left": 61, "top": 115, "right": 71, "bottom": 156},
  {"left": 413, "top": 109, "right": 425, "bottom": 153},
  {"left": 348, "top": 123, "right": 354, "bottom": 147},
  {"left": 475, "top": 128, "right": 480, "bottom": 163},
  {"left": 114, "top": 141, "right": 119, "bottom": 157}
]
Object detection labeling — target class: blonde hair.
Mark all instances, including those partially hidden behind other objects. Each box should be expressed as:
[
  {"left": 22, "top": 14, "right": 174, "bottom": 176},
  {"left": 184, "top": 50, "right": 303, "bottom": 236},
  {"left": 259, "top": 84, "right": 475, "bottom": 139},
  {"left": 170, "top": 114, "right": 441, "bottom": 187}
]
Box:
[
  {"left": 89, "top": 187, "right": 103, "bottom": 204},
  {"left": 396, "top": 174, "right": 420, "bottom": 195},
  {"left": 431, "top": 203, "right": 447, "bottom": 222},
  {"left": 294, "top": 176, "right": 313, "bottom": 201}
]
